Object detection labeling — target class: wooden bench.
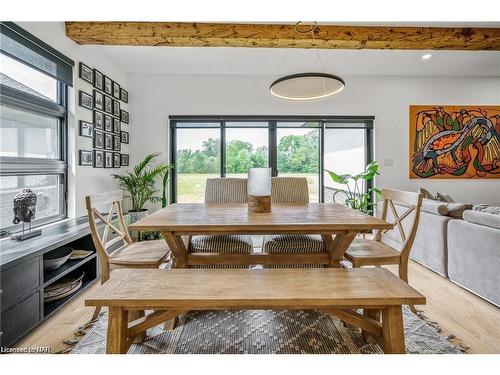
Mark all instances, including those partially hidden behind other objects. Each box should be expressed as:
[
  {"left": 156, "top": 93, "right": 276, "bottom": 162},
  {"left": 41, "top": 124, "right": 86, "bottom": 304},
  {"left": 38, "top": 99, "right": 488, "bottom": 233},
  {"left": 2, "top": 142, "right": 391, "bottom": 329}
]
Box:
[{"left": 85, "top": 268, "right": 426, "bottom": 354}]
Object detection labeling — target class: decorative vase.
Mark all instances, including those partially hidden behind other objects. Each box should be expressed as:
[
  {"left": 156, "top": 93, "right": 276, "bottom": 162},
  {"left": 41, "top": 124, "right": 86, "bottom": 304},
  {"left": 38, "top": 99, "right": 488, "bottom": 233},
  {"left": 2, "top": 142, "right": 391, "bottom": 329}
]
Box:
[
  {"left": 128, "top": 209, "right": 149, "bottom": 223},
  {"left": 248, "top": 167, "right": 272, "bottom": 213}
]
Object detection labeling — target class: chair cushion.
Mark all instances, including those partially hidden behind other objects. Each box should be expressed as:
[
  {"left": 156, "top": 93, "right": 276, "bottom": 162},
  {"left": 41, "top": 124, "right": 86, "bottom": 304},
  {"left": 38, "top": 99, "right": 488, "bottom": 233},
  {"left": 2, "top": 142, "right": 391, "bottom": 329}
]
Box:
[
  {"left": 190, "top": 235, "right": 253, "bottom": 253},
  {"left": 109, "top": 240, "right": 169, "bottom": 266},
  {"left": 344, "top": 238, "right": 401, "bottom": 265},
  {"left": 262, "top": 234, "right": 326, "bottom": 253}
]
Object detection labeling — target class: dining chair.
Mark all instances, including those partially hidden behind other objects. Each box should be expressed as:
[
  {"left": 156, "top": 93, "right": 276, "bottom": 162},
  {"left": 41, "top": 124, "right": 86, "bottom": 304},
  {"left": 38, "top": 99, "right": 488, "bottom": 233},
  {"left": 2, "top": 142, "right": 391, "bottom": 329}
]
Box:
[
  {"left": 189, "top": 178, "right": 253, "bottom": 268},
  {"left": 85, "top": 191, "right": 170, "bottom": 321},
  {"left": 343, "top": 188, "right": 423, "bottom": 312},
  {"left": 262, "top": 177, "right": 327, "bottom": 268}
]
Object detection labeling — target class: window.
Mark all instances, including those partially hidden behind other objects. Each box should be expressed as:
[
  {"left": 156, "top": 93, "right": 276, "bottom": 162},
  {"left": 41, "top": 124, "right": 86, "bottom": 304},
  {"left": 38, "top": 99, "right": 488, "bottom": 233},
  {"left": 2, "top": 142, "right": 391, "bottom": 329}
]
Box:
[
  {"left": 0, "top": 22, "right": 73, "bottom": 235},
  {"left": 170, "top": 117, "right": 373, "bottom": 203}
]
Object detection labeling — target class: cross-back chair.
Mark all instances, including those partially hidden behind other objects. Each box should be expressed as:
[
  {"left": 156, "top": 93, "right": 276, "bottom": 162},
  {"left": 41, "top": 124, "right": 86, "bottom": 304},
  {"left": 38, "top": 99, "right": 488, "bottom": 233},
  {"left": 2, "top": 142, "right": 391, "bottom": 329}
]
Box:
[
  {"left": 85, "top": 191, "right": 170, "bottom": 320},
  {"left": 344, "top": 188, "right": 423, "bottom": 311}
]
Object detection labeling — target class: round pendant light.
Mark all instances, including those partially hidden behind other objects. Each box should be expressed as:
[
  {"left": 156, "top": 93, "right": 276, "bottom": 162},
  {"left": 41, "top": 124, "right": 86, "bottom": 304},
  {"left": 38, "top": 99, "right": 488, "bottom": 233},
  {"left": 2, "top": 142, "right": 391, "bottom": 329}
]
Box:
[{"left": 270, "top": 73, "right": 345, "bottom": 101}]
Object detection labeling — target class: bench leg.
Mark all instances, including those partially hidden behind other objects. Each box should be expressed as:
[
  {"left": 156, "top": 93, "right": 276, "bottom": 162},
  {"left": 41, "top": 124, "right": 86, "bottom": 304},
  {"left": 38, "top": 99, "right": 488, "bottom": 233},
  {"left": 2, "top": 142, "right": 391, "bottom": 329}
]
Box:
[
  {"left": 107, "top": 307, "right": 130, "bottom": 354},
  {"left": 382, "top": 306, "right": 405, "bottom": 354},
  {"left": 362, "top": 309, "right": 381, "bottom": 343},
  {"left": 129, "top": 310, "right": 146, "bottom": 343},
  {"left": 163, "top": 316, "right": 178, "bottom": 331}
]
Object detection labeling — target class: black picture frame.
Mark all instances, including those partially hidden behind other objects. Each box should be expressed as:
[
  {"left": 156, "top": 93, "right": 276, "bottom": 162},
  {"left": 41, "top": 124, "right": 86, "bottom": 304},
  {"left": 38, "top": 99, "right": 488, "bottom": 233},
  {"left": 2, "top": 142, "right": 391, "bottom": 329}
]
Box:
[
  {"left": 79, "top": 150, "right": 93, "bottom": 166},
  {"left": 94, "top": 130, "right": 104, "bottom": 149},
  {"left": 79, "top": 120, "right": 93, "bottom": 138},
  {"left": 94, "top": 150, "right": 104, "bottom": 168},
  {"left": 113, "top": 152, "right": 121, "bottom": 168},
  {"left": 121, "top": 154, "right": 129, "bottom": 166},
  {"left": 104, "top": 151, "right": 113, "bottom": 168},
  {"left": 104, "top": 76, "right": 113, "bottom": 95},
  {"left": 112, "top": 99, "right": 120, "bottom": 117},
  {"left": 113, "top": 135, "right": 121, "bottom": 151},
  {"left": 79, "top": 62, "right": 93, "bottom": 84},
  {"left": 120, "top": 88, "right": 128, "bottom": 103},
  {"left": 104, "top": 133, "right": 113, "bottom": 150},
  {"left": 93, "top": 111, "right": 104, "bottom": 130},
  {"left": 120, "top": 130, "right": 129, "bottom": 144},
  {"left": 113, "top": 81, "right": 121, "bottom": 99},
  {"left": 104, "top": 115, "right": 113, "bottom": 133},
  {"left": 93, "top": 90, "right": 103, "bottom": 111},
  {"left": 104, "top": 95, "right": 112, "bottom": 114},
  {"left": 120, "top": 110, "right": 129, "bottom": 124},
  {"left": 94, "top": 69, "right": 104, "bottom": 91},
  {"left": 78, "top": 91, "right": 93, "bottom": 110},
  {"left": 113, "top": 118, "right": 121, "bottom": 134}
]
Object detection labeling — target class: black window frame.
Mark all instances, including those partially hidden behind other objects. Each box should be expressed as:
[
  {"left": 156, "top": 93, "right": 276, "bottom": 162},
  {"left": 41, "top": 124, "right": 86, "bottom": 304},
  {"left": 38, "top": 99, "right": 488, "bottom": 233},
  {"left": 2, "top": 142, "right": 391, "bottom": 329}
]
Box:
[
  {"left": 169, "top": 116, "right": 374, "bottom": 204},
  {"left": 0, "top": 22, "right": 73, "bottom": 235}
]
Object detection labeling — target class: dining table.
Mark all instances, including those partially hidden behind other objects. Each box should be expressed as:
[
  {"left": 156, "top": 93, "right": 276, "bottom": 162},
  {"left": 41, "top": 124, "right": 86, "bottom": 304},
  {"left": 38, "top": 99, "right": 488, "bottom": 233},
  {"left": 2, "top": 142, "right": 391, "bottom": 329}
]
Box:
[{"left": 128, "top": 203, "right": 393, "bottom": 268}]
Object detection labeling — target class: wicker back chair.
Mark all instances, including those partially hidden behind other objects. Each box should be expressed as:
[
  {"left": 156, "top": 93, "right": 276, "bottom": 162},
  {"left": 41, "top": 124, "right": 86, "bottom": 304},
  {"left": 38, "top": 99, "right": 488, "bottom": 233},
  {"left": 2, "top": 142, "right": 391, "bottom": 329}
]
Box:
[
  {"left": 205, "top": 178, "right": 248, "bottom": 203},
  {"left": 271, "top": 177, "right": 309, "bottom": 204}
]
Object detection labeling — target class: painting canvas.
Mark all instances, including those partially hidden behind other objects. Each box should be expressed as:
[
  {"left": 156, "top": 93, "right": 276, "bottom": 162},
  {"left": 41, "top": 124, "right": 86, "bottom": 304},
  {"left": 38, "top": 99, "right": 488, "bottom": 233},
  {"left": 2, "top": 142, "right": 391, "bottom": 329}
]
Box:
[{"left": 409, "top": 105, "right": 500, "bottom": 179}]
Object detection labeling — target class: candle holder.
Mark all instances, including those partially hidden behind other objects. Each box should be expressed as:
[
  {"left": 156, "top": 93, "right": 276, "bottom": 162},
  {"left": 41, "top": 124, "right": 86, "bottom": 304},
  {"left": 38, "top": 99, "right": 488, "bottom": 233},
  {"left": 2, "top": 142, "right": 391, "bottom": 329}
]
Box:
[{"left": 248, "top": 167, "right": 272, "bottom": 213}]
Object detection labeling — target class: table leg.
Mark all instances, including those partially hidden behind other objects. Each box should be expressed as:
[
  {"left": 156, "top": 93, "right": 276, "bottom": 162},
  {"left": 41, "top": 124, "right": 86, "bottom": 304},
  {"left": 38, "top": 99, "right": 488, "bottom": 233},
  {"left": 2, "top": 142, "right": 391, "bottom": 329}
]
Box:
[
  {"left": 362, "top": 308, "right": 381, "bottom": 343},
  {"left": 162, "top": 232, "right": 189, "bottom": 268},
  {"left": 382, "top": 306, "right": 405, "bottom": 354},
  {"left": 106, "top": 307, "right": 129, "bottom": 354},
  {"left": 322, "top": 232, "right": 356, "bottom": 268}
]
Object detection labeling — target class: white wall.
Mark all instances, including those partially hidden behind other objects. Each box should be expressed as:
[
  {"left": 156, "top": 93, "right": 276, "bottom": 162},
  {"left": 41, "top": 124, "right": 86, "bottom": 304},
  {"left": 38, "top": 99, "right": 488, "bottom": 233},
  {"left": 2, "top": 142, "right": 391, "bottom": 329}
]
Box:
[
  {"left": 16, "top": 22, "right": 130, "bottom": 217},
  {"left": 128, "top": 73, "right": 500, "bottom": 205}
]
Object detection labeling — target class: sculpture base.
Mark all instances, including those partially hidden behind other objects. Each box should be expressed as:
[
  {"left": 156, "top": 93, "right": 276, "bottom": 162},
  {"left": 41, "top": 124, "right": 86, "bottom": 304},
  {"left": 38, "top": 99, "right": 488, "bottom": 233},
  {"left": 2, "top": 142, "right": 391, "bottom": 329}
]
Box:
[
  {"left": 10, "top": 229, "right": 42, "bottom": 241},
  {"left": 248, "top": 195, "right": 272, "bottom": 213}
]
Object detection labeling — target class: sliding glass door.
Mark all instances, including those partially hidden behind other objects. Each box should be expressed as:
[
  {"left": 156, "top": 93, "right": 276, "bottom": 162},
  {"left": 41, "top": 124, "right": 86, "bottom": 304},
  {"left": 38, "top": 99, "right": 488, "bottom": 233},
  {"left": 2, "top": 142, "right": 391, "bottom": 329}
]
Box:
[{"left": 170, "top": 117, "right": 373, "bottom": 204}]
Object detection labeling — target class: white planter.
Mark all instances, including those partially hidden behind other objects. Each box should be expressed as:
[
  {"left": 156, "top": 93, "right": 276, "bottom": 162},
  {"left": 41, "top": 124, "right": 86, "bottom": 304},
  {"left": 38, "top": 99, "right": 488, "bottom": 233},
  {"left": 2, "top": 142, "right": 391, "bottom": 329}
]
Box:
[{"left": 128, "top": 209, "right": 149, "bottom": 223}]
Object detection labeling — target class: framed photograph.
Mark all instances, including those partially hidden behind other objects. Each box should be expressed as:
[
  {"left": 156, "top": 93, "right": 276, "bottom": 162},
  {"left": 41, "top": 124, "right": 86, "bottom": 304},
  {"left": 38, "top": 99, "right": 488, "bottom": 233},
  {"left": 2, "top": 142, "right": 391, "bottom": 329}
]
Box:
[
  {"left": 93, "top": 90, "right": 103, "bottom": 111},
  {"left": 78, "top": 91, "right": 93, "bottom": 110},
  {"left": 93, "top": 111, "right": 104, "bottom": 130},
  {"left": 104, "top": 133, "right": 113, "bottom": 150},
  {"left": 79, "top": 62, "right": 93, "bottom": 84},
  {"left": 94, "top": 150, "right": 104, "bottom": 168},
  {"left": 93, "top": 130, "right": 104, "bottom": 149},
  {"left": 94, "top": 69, "right": 103, "bottom": 91},
  {"left": 104, "top": 95, "right": 112, "bottom": 114},
  {"left": 120, "top": 130, "right": 129, "bottom": 144},
  {"left": 112, "top": 99, "right": 120, "bottom": 117},
  {"left": 113, "top": 152, "right": 121, "bottom": 168},
  {"left": 113, "top": 81, "right": 121, "bottom": 99},
  {"left": 120, "top": 110, "right": 129, "bottom": 124},
  {"left": 104, "top": 76, "right": 113, "bottom": 95},
  {"left": 121, "top": 154, "right": 129, "bottom": 166},
  {"left": 120, "top": 88, "right": 128, "bottom": 103},
  {"left": 79, "top": 150, "right": 93, "bottom": 166},
  {"left": 79, "top": 120, "right": 93, "bottom": 138},
  {"left": 113, "top": 135, "right": 121, "bottom": 151},
  {"left": 104, "top": 115, "right": 113, "bottom": 132},
  {"left": 104, "top": 152, "right": 113, "bottom": 168},
  {"left": 113, "top": 118, "right": 121, "bottom": 134}
]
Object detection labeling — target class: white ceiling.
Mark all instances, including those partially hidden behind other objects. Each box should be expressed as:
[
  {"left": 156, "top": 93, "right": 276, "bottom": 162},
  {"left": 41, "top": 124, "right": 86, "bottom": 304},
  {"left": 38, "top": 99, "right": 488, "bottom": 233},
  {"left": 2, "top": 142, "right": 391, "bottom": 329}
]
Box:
[{"left": 95, "top": 46, "right": 500, "bottom": 77}]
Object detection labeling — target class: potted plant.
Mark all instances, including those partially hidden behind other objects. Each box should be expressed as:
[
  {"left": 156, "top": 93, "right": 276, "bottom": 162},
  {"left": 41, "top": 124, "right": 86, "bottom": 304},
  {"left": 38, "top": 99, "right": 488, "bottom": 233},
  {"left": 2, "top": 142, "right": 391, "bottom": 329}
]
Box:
[
  {"left": 325, "top": 160, "right": 381, "bottom": 215},
  {"left": 112, "top": 153, "right": 174, "bottom": 223}
]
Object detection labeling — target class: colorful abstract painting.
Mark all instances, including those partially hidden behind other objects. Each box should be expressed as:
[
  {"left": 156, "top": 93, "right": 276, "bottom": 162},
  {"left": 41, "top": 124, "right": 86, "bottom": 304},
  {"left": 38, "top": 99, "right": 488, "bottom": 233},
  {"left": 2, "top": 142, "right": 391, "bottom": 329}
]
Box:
[{"left": 409, "top": 105, "right": 500, "bottom": 179}]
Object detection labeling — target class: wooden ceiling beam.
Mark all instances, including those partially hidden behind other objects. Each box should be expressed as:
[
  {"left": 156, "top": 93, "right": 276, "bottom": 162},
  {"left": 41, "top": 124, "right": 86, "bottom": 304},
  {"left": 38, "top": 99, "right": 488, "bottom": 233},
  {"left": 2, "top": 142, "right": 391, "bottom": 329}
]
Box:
[{"left": 65, "top": 22, "right": 500, "bottom": 51}]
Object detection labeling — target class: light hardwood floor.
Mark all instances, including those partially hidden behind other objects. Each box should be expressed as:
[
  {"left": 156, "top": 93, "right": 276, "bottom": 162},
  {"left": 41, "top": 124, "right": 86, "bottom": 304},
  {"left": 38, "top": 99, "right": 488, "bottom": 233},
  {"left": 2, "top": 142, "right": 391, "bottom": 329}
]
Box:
[{"left": 16, "top": 260, "right": 500, "bottom": 354}]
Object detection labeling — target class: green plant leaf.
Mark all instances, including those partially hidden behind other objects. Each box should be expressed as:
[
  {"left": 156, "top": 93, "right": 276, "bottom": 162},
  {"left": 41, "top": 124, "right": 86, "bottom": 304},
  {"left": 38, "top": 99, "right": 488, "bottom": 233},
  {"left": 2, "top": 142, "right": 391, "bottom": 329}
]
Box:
[{"left": 325, "top": 170, "right": 352, "bottom": 184}]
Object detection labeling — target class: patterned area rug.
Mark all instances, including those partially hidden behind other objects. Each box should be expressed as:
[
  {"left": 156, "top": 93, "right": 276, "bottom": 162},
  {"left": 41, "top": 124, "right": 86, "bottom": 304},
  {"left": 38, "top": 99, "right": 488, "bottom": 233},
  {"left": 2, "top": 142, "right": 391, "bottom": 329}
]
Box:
[{"left": 71, "top": 307, "right": 463, "bottom": 354}]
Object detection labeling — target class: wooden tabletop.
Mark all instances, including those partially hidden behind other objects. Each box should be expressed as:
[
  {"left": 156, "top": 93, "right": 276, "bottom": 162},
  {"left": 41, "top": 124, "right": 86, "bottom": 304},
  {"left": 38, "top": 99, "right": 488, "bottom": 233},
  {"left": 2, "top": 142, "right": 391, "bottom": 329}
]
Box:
[
  {"left": 86, "top": 268, "right": 425, "bottom": 309},
  {"left": 128, "top": 203, "right": 392, "bottom": 234}
]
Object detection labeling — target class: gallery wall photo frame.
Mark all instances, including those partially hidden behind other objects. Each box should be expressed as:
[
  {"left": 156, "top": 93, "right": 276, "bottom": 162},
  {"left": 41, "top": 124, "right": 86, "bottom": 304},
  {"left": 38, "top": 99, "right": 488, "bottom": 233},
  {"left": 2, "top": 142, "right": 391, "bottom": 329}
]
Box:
[
  {"left": 113, "top": 152, "right": 121, "bottom": 168},
  {"left": 104, "top": 115, "right": 113, "bottom": 133},
  {"left": 79, "top": 150, "right": 93, "bottom": 166},
  {"left": 104, "top": 75, "right": 113, "bottom": 95},
  {"left": 113, "top": 99, "right": 120, "bottom": 117},
  {"left": 113, "top": 81, "right": 121, "bottom": 99},
  {"left": 79, "top": 120, "right": 93, "bottom": 138},
  {"left": 120, "top": 130, "right": 129, "bottom": 144},
  {"left": 94, "top": 150, "right": 104, "bottom": 168},
  {"left": 94, "top": 69, "right": 104, "bottom": 91},
  {"left": 113, "top": 135, "right": 121, "bottom": 151},
  {"left": 93, "top": 90, "right": 104, "bottom": 111},
  {"left": 93, "top": 110, "right": 104, "bottom": 130},
  {"left": 104, "top": 133, "right": 113, "bottom": 150},
  {"left": 79, "top": 62, "right": 93, "bottom": 84},
  {"left": 120, "top": 88, "right": 128, "bottom": 103},
  {"left": 104, "top": 95, "right": 113, "bottom": 114},
  {"left": 113, "top": 118, "right": 121, "bottom": 134},
  {"left": 94, "top": 130, "right": 104, "bottom": 149},
  {"left": 104, "top": 151, "right": 113, "bottom": 168},
  {"left": 79, "top": 91, "right": 93, "bottom": 110},
  {"left": 121, "top": 154, "right": 129, "bottom": 166},
  {"left": 120, "top": 110, "right": 129, "bottom": 124}
]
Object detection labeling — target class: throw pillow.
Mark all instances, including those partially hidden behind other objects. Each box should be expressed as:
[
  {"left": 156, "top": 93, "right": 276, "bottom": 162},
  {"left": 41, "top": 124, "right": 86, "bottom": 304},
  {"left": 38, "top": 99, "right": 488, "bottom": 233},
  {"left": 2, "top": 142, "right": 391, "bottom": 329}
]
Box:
[
  {"left": 446, "top": 203, "right": 473, "bottom": 219},
  {"left": 473, "top": 204, "right": 500, "bottom": 215},
  {"left": 436, "top": 192, "right": 455, "bottom": 203},
  {"left": 419, "top": 188, "right": 435, "bottom": 200}
]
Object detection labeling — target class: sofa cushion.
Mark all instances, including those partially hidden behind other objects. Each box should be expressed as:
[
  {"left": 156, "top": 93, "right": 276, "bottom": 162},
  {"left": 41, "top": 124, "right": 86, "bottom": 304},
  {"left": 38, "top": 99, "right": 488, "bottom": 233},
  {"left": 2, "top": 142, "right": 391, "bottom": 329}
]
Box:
[
  {"left": 463, "top": 210, "right": 500, "bottom": 230},
  {"left": 473, "top": 204, "right": 500, "bottom": 215}
]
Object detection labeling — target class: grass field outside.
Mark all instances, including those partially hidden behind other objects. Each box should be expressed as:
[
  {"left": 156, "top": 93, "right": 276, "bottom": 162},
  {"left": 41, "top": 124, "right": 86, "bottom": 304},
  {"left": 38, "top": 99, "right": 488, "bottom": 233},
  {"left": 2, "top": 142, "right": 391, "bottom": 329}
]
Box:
[{"left": 177, "top": 173, "right": 319, "bottom": 203}]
